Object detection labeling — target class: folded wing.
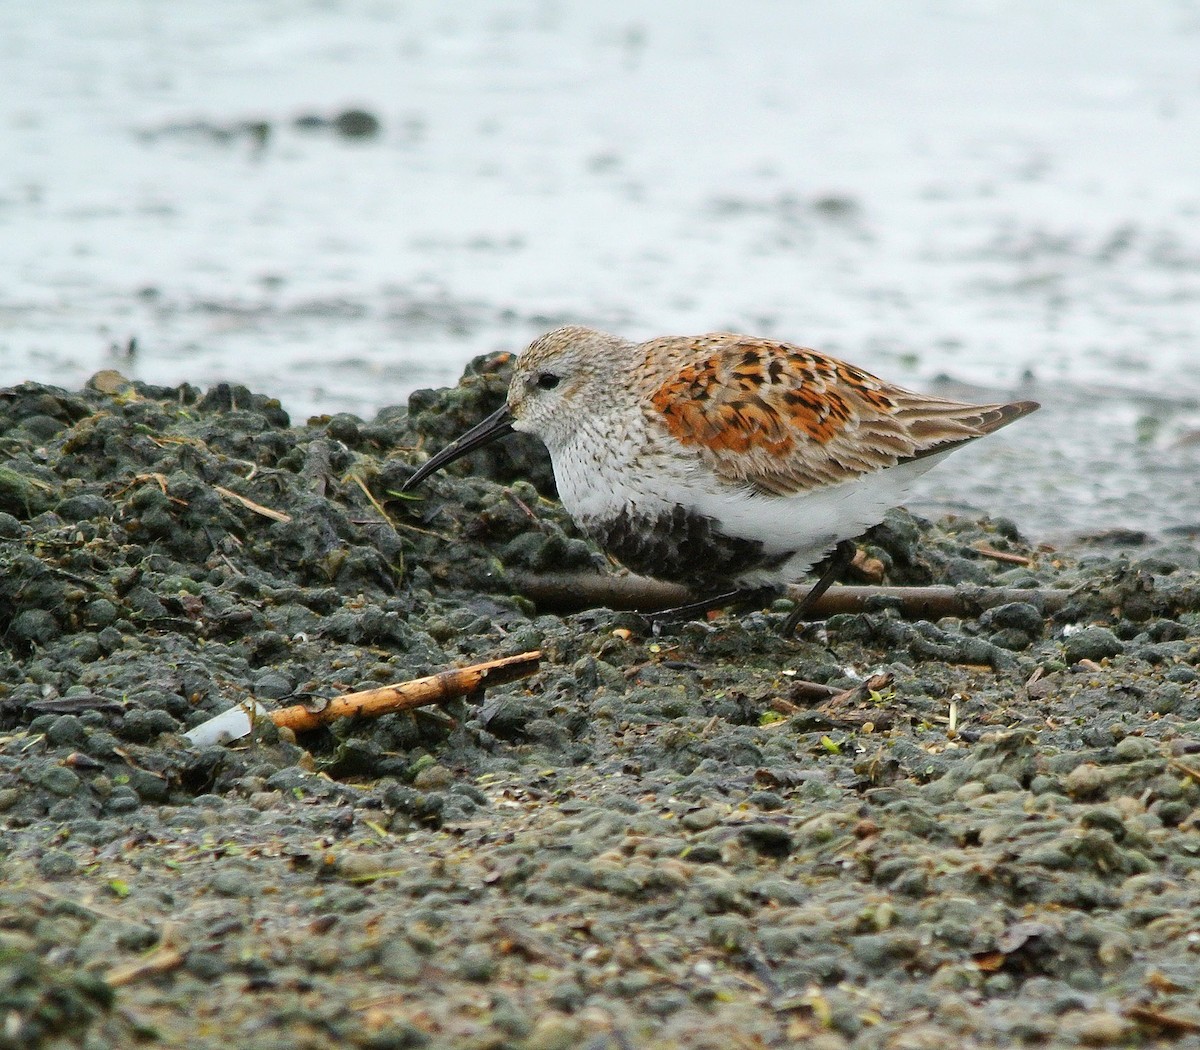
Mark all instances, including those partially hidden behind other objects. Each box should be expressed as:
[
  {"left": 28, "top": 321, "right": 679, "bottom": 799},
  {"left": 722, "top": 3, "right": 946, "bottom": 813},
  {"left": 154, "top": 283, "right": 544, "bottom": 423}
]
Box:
[{"left": 645, "top": 335, "right": 1038, "bottom": 497}]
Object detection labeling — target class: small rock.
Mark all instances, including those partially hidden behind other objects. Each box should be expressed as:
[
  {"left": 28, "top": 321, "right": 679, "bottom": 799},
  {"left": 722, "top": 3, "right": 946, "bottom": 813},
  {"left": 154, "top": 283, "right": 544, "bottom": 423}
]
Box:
[
  {"left": 249, "top": 790, "right": 284, "bottom": 810},
  {"left": 105, "top": 786, "right": 140, "bottom": 813},
  {"left": 1112, "top": 736, "right": 1157, "bottom": 762},
  {"left": 983, "top": 773, "right": 1022, "bottom": 794},
  {"left": 1064, "top": 1010, "right": 1132, "bottom": 1046},
  {"left": 10, "top": 609, "right": 59, "bottom": 646},
  {"left": 739, "top": 823, "right": 794, "bottom": 857},
  {"left": 456, "top": 944, "right": 497, "bottom": 982},
  {"left": 333, "top": 109, "right": 381, "bottom": 139},
  {"left": 588, "top": 864, "right": 642, "bottom": 898},
  {"left": 334, "top": 852, "right": 394, "bottom": 880},
  {"left": 378, "top": 940, "right": 423, "bottom": 982},
  {"left": 955, "top": 781, "right": 986, "bottom": 802},
  {"left": 980, "top": 602, "right": 1044, "bottom": 635},
  {"left": 37, "top": 849, "right": 78, "bottom": 878},
  {"left": 412, "top": 764, "right": 453, "bottom": 790},
  {"left": 252, "top": 672, "right": 294, "bottom": 700},
  {"left": 1062, "top": 627, "right": 1123, "bottom": 663},
  {"left": 56, "top": 493, "right": 115, "bottom": 521},
  {"left": 523, "top": 1013, "right": 579, "bottom": 1050},
  {"left": 681, "top": 807, "right": 721, "bottom": 831},
  {"left": 46, "top": 714, "right": 88, "bottom": 748},
  {"left": 37, "top": 764, "right": 83, "bottom": 797},
  {"left": 1064, "top": 764, "right": 1110, "bottom": 800},
  {"left": 684, "top": 843, "right": 723, "bottom": 864},
  {"left": 126, "top": 767, "right": 170, "bottom": 802},
  {"left": 747, "top": 790, "right": 785, "bottom": 810},
  {"left": 83, "top": 598, "right": 120, "bottom": 627},
  {"left": 1150, "top": 683, "right": 1186, "bottom": 714},
  {"left": 209, "top": 869, "right": 250, "bottom": 898}
]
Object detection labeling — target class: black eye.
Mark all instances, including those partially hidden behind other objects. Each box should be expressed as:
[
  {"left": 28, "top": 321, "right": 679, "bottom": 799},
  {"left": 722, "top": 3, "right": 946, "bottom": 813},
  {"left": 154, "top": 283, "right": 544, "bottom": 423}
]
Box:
[{"left": 536, "top": 373, "right": 561, "bottom": 390}]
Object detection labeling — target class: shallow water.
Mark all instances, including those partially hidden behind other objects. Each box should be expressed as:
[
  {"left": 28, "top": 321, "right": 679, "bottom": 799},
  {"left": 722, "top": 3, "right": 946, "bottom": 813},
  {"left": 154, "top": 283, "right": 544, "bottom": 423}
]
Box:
[{"left": 2, "top": 1, "right": 1198, "bottom": 538}]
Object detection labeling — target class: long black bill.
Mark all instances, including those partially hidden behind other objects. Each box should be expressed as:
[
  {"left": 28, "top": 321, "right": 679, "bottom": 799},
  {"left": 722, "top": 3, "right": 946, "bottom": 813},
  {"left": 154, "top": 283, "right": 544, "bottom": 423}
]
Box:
[{"left": 401, "top": 405, "right": 515, "bottom": 490}]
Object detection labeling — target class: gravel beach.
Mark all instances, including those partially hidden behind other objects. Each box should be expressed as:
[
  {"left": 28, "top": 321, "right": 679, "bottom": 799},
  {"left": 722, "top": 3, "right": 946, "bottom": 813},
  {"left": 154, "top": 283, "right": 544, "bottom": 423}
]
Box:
[{"left": 2, "top": 361, "right": 1199, "bottom": 1049}]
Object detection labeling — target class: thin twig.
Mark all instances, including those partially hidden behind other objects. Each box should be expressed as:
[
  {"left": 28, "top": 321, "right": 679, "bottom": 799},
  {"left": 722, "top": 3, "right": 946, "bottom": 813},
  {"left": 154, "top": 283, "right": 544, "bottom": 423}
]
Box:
[
  {"left": 269, "top": 651, "right": 542, "bottom": 732},
  {"left": 973, "top": 543, "right": 1033, "bottom": 565},
  {"left": 213, "top": 484, "right": 292, "bottom": 523},
  {"left": 508, "top": 571, "right": 1070, "bottom": 619},
  {"left": 105, "top": 925, "right": 188, "bottom": 988},
  {"left": 1125, "top": 1005, "right": 1200, "bottom": 1035},
  {"left": 1168, "top": 758, "right": 1200, "bottom": 786}
]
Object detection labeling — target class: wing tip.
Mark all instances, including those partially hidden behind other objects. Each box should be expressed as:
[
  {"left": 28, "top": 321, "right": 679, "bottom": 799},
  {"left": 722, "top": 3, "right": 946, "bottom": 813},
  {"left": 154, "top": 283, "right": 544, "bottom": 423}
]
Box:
[{"left": 980, "top": 398, "right": 1040, "bottom": 434}]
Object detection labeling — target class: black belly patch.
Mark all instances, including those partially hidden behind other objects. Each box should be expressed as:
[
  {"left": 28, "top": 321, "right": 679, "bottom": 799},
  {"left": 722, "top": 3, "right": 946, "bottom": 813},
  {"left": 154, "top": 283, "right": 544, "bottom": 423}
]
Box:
[{"left": 583, "top": 505, "right": 788, "bottom": 589}]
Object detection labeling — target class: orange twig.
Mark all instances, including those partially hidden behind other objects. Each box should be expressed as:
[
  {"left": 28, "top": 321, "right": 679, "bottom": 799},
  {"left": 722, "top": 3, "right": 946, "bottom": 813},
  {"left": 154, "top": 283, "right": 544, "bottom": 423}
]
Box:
[{"left": 269, "top": 651, "right": 542, "bottom": 733}]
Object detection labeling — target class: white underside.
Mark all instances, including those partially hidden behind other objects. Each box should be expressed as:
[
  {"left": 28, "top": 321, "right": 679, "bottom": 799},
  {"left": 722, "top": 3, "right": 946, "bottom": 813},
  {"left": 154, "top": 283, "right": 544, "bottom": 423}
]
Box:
[
  {"left": 681, "top": 451, "right": 952, "bottom": 586},
  {"left": 548, "top": 420, "right": 953, "bottom": 586},
  {"left": 524, "top": 409, "right": 954, "bottom": 588}
]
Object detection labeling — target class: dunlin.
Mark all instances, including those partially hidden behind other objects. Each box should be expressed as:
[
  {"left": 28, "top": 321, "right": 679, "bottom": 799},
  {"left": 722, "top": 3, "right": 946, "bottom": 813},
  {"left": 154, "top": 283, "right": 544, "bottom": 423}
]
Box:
[{"left": 403, "top": 327, "right": 1039, "bottom": 633}]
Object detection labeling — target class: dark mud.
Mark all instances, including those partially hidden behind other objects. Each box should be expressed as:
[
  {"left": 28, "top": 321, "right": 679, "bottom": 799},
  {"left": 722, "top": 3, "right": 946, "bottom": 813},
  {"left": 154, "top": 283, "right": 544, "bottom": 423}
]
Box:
[{"left": 1, "top": 361, "right": 1199, "bottom": 1049}]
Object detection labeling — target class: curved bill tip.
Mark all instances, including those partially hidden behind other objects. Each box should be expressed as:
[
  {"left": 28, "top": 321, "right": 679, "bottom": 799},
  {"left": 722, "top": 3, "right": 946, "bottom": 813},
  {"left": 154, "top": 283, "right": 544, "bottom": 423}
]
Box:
[{"left": 401, "top": 405, "right": 515, "bottom": 491}]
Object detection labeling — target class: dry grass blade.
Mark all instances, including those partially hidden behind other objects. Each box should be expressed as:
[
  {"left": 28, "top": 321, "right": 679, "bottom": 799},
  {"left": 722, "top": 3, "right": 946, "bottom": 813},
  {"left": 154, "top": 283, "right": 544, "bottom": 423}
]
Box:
[
  {"left": 213, "top": 484, "right": 293, "bottom": 523},
  {"left": 349, "top": 471, "right": 394, "bottom": 524}
]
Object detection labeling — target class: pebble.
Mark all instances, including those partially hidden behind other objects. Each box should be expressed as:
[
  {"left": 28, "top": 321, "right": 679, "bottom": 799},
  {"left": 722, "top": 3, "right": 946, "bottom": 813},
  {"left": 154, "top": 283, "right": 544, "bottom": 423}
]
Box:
[
  {"left": 209, "top": 869, "right": 251, "bottom": 898},
  {"left": 1062, "top": 1010, "right": 1132, "bottom": 1046},
  {"left": 252, "top": 672, "right": 294, "bottom": 700},
  {"left": 680, "top": 806, "right": 721, "bottom": 831},
  {"left": 10, "top": 609, "right": 59, "bottom": 645},
  {"left": 739, "top": 823, "right": 794, "bottom": 856},
  {"left": 378, "top": 941, "right": 424, "bottom": 983},
  {"left": 334, "top": 852, "right": 398, "bottom": 880},
  {"left": 1062, "top": 627, "right": 1124, "bottom": 663},
  {"left": 36, "top": 849, "right": 79, "bottom": 877},
  {"left": 523, "top": 1014, "right": 579, "bottom": 1050},
  {"left": 456, "top": 945, "right": 497, "bottom": 983},
  {"left": 46, "top": 714, "right": 88, "bottom": 748},
  {"left": 412, "top": 763, "right": 454, "bottom": 790},
  {"left": 981, "top": 601, "right": 1044, "bottom": 634},
  {"left": 37, "top": 764, "right": 82, "bottom": 797},
  {"left": 105, "top": 786, "right": 140, "bottom": 813}
]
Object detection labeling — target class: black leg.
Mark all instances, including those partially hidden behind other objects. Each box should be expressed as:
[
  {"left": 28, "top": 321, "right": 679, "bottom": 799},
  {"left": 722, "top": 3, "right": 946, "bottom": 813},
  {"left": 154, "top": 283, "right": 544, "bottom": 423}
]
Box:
[
  {"left": 644, "top": 586, "right": 776, "bottom": 629},
  {"left": 780, "top": 540, "right": 857, "bottom": 636}
]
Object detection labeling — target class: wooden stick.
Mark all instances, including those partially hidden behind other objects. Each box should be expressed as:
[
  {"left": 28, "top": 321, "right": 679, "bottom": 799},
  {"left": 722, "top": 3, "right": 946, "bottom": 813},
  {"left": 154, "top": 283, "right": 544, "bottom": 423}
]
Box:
[
  {"left": 106, "top": 946, "right": 187, "bottom": 988},
  {"left": 1125, "top": 1006, "right": 1200, "bottom": 1036},
  {"left": 185, "top": 651, "right": 542, "bottom": 746},
  {"left": 510, "top": 571, "right": 691, "bottom": 611},
  {"left": 785, "top": 679, "right": 844, "bottom": 703},
  {"left": 269, "top": 651, "right": 542, "bottom": 732},
  {"left": 973, "top": 543, "right": 1032, "bottom": 565},
  {"left": 509, "top": 571, "right": 1070, "bottom": 619}
]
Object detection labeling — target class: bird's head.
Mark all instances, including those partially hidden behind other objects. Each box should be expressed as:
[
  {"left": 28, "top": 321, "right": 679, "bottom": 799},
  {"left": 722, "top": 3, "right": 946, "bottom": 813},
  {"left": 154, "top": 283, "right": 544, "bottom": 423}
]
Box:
[{"left": 401, "top": 326, "right": 630, "bottom": 489}]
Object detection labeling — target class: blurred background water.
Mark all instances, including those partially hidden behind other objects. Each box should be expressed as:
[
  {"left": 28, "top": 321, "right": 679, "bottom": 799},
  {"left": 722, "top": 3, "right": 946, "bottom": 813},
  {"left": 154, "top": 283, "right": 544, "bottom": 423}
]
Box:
[{"left": 2, "top": 1, "right": 1198, "bottom": 540}]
